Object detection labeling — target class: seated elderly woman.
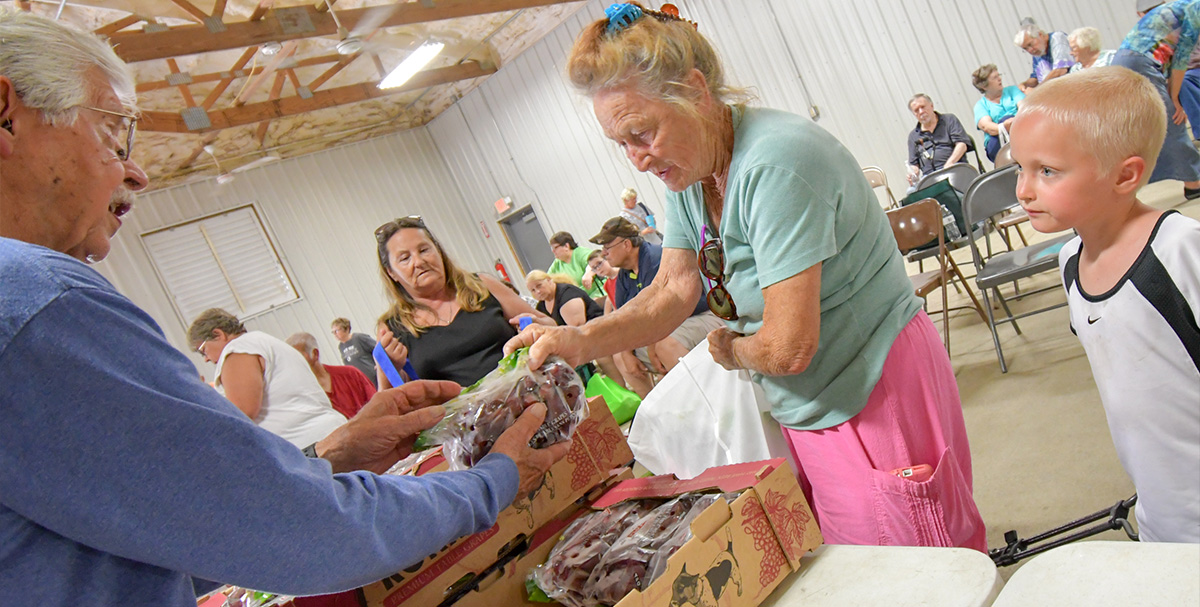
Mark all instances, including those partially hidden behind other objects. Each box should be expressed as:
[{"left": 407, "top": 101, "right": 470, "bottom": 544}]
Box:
[
  {"left": 190, "top": 309, "right": 347, "bottom": 447},
  {"left": 971, "top": 64, "right": 1025, "bottom": 162},
  {"left": 374, "top": 217, "right": 553, "bottom": 388},
  {"left": 509, "top": 2, "right": 985, "bottom": 550},
  {"left": 1068, "top": 27, "right": 1115, "bottom": 72},
  {"left": 527, "top": 270, "right": 626, "bottom": 388}
]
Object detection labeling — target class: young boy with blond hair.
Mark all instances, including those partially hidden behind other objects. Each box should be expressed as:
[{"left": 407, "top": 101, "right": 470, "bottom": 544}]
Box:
[{"left": 1010, "top": 66, "right": 1200, "bottom": 543}]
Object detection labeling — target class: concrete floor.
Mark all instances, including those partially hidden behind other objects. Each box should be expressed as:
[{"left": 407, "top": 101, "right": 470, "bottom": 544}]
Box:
[{"left": 929, "top": 180, "right": 1198, "bottom": 576}]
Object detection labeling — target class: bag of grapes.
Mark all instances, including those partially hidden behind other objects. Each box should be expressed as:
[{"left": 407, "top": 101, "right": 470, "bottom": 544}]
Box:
[{"left": 415, "top": 348, "right": 588, "bottom": 470}]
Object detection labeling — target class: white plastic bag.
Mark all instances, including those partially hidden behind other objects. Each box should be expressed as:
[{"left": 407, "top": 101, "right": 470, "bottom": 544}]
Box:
[{"left": 627, "top": 342, "right": 795, "bottom": 479}]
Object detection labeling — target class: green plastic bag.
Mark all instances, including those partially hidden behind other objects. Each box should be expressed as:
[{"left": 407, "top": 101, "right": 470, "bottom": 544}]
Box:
[{"left": 585, "top": 373, "right": 641, "bottom": 424}]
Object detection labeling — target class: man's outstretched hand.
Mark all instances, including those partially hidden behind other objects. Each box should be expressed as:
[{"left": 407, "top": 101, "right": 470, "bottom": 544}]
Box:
[
  {"left": 315, "top": 380, "right": 459, "bottom": 474},
  {"left": 490, "top": 403, "right": 573, "bottom": 495}
]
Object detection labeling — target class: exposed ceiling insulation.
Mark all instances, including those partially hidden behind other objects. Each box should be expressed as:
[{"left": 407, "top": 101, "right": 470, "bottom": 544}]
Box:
[{"left": 4, "top": 0, "right": 588, "bottom": 190}]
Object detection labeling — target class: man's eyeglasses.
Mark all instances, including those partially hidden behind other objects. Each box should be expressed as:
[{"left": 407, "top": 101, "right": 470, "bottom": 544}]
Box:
[
  {"left": 601, "top": 238, "right": 626, "bottom": 253},
  {"left": 80, "top": 106, "right": 138, "bottom": 161},
  {"left": 699, "top": 225, "right": 738, "bottom": 321},
  {"left": 195, "top": 340, "right": 209, "bottom": 355},
  {"left": 375, "top": 215, "right": 425, "bottom": 242}
]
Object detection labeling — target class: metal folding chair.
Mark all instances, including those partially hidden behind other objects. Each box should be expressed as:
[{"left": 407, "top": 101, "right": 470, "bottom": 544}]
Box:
[
  {"left": 862, "top": 166, "right": 900, "bottom": 210},
  {"left": 962, "top": 165, "right": 1074, "bottom": 373},
  {"left": 886, "top": 200, "right": 988, "bottom": 353}
]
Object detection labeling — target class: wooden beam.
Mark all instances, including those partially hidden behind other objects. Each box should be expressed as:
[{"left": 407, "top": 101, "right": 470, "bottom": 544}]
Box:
[
  {"left": 178, "top": 133, "right": 219, "bottom": 173},
  {"left": 95, "top": 15, "right": 143, "bottom": 36},
  {"left": 166, "top": 58, "right": 198, "bottom": 107},
  {"left": 371, "top": 52, "right": 387, "bottom": 80},
  {"left": 137, "top": 52, "right": 340, "bottom": 93},
  {"left": 140, "top": 61, "right": 496, "bottom": 133},
  {"left": 249, "top": 0, "right": 276, "bottom": 21},
  {"left": 306, "top": 56, "right": 356, "bottom": 92},
  {"left": 169, "top": 0, "right": 209, "bottom": 23},
  {"left": 200, "top": 47, "right": 258, "bottom": 109},
  {"left": 110, "top": 0, "right": 578, "bottom": 63},
  {"left": 212, "top": 0, "right": 228, "bottom": 19},
  {"left": 234, "top": 41, "right": 298, "bottom": 106},
  {"left": 285, "top": 69, "right": 301, "bottom": 92},
  {"left": 256, "top": 72, "right": 288, "bottom": 145}
]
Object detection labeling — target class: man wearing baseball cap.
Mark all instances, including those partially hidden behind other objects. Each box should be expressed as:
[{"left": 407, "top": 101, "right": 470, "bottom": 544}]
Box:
[{"left": 590, "top": 217, "right": 722, "bottom": 384}]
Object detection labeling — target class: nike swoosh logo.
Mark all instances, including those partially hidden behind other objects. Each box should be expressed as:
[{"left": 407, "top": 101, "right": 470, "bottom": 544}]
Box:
[{"left": 1087, "top": 316, "right": 1101, "bottom": 325}]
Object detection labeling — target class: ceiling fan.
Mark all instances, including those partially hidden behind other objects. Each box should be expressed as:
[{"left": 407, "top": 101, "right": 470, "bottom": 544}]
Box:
[
  {"left": 323, "top": 1, "right": 402, "bottom": 56},
  {"left": 203, "top": 146, "right": 281, "bottom": 185}
]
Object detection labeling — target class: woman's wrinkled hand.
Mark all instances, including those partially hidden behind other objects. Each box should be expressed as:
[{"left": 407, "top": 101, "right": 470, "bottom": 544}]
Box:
[
  {"left": 503, "top": 323, "right": 588, "bottom": 368},
  {"left": 706, "top": 326, "right": 744, "bottom": 371}
]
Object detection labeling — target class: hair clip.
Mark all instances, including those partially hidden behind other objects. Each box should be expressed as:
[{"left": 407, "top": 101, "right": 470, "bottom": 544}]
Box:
[
  {"left": 605, "top": 3, "right": 644, "bottom": 35},
  {"left": 657, "top": 4, "right": 698, "bottom": 30}
]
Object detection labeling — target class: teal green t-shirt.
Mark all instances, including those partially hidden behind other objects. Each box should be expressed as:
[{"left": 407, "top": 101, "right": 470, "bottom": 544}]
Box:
[
  {"left": 664, "top": 106, "right": 921, "bottom": 430},
  {"left": 548, "top": 246, "right": 603, "bottom": 299}
]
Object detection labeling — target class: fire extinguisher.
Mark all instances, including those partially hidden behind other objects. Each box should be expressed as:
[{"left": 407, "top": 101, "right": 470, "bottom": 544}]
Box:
[{"left": 494, "top": 259, "right": 511, "bottom": 282}]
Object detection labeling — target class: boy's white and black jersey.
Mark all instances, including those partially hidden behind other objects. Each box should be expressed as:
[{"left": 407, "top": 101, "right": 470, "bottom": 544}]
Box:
[{"left": 1059, "top": 210, "right": 1200, "bottom": 543}]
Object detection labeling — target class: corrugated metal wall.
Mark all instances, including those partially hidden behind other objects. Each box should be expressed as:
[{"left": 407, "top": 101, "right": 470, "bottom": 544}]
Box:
[
  {"left": 429, "top": 0, "right": 1136, "bottom": 234},
  {"left": 109, "top": 0, "right": 1137, "bottom": 367},
  {"left": 97, "top": 129, "right": 501, "bottom": 369}
]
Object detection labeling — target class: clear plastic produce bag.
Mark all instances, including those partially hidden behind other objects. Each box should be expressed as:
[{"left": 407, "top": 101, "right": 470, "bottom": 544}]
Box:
[
  {"left": 527, "top": 501, "right": 655, "bottom": 607},
  {"left": 415, "top": 348, "right": 587, "bottom": 470},
  {"left": 585, "top": 494, "right": 709, "bottom": 605}
]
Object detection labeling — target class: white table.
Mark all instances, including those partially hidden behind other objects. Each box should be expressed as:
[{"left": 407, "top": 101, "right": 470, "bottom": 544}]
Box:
[
  {"left": 991, "top": 540, "right": 1200, "bottom": 607},
  {"left": 761, "top": 544, "right": 1003, "bottom": 607}
]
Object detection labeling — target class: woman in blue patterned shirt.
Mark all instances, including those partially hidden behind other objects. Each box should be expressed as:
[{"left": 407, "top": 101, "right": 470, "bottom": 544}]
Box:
[{"left": 1114, "top": 0, "right": 1200, "bottom": 198}]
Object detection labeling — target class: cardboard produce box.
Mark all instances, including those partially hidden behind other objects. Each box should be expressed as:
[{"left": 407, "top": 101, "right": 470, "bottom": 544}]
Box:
[
  {"left": 360, "top": 397, "right": 634, "bottom": 607},
  {"left": 450, "top": 469, "right": 634, "bottom": 607},
  {"left": 453, "top": 458, "right": 821, "bottom": 607}
]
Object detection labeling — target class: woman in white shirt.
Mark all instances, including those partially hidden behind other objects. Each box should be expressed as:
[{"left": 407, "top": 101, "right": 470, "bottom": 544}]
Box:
[{"left": 189, "top": 309, "right": 346, "bottom": 447}]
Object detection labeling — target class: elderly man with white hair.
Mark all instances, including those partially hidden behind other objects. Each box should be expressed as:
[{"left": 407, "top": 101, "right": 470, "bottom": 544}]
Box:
[
  {"left": 1014, "top": 17, "right": 1074, "bottom": 90},
  {"left": 0, "top": 8, "right": 569, "bottom": 605}
]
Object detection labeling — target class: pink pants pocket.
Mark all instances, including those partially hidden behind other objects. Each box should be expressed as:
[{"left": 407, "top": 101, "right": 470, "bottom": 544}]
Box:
[{"left": 869, "top": 447, "right": 988, "bottom": 552}]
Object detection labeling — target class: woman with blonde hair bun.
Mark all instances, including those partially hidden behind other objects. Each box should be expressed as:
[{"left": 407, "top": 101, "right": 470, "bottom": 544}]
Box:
[{"left": 508, "top": 2, "right": 985, "bottom": 550}]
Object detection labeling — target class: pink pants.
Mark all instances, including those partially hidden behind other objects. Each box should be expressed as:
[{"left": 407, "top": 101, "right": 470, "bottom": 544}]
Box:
[{"left": 784, "top": 311, "right": 988, "bottom": 552}]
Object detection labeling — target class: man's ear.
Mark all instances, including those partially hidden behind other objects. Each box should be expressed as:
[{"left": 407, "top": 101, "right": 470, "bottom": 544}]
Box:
[
  {"left": 1113, "top": 156, "right": 1147, "bottom": 196},
  {"left": 0, "top": 76, "right": 18, "bottom": 158}
]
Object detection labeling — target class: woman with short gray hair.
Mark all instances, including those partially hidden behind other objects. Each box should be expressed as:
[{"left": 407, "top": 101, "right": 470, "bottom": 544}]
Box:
[{"left": 1067, "top": 27, "right": 1115, "bottom": 71}]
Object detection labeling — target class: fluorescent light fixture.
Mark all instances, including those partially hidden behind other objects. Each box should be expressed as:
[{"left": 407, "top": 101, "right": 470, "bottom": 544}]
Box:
[{"left": 379, "top": 41, "right": 444, "bottom": 89}]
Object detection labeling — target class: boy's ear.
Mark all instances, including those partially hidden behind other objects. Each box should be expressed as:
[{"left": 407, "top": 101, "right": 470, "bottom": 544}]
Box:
[{"left": 1112, "top": 156, "right": 1147, "bottom": 195}]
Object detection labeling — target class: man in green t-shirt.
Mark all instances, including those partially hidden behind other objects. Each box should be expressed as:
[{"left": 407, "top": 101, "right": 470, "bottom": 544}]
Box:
[{"left": 546, "top": 232, "right": 604, "bottom": 299}]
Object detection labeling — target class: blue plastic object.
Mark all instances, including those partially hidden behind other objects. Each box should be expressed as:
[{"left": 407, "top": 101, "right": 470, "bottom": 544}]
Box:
[
  {"left": 518, "top": 316, "right": 533, "bottom": 331},
  {"left": 605, "top": 3, "right": 644, "bottom": 34},
  {"left": 373, "top": 342, "right": 419, "bottom": 386}
]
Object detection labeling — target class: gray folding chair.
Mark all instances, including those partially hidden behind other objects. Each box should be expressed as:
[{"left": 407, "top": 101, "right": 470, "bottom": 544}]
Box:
[
  {"left": 962, "top": 165, "right": 1075, "bottom": 373},
  {"left": 916, "top": 163, "right": 979, "bottom": 195}
]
